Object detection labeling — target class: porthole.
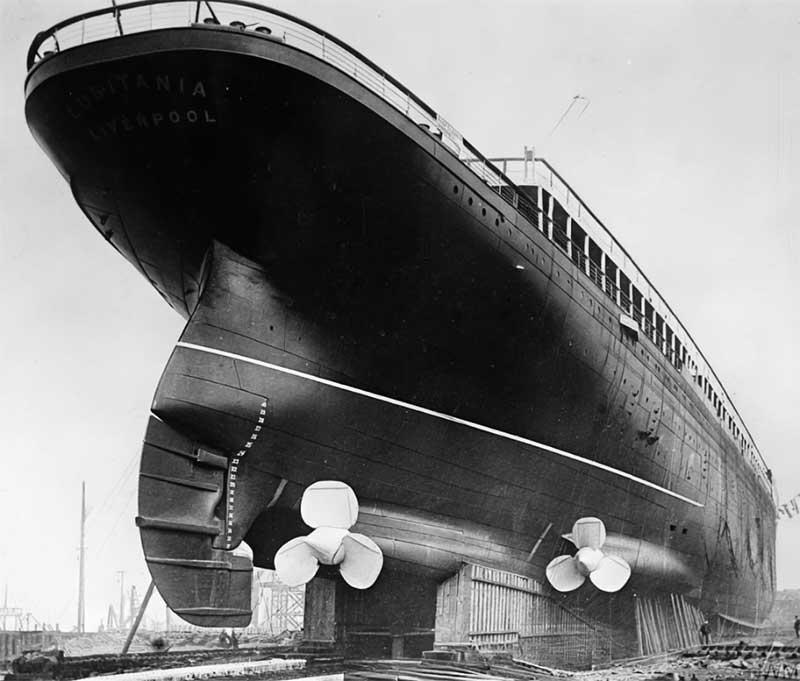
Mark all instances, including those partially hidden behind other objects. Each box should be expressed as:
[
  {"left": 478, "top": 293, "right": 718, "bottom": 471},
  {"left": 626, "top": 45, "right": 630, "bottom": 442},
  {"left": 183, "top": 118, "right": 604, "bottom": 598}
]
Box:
[
  {"left": 500, "top": 215, "right": 505, "bottom": 223},
  {"left": 495, "top": 219, "right": 500, "bottom": 226},
  {"left": 482, "top": 208, "right": 487, "bottom": 216},
  {"left": 453, "top": 185, "right": 459, "bottom": 194},
  {"left": 468, "top": 197, "right": 474, "bottom": 206}
]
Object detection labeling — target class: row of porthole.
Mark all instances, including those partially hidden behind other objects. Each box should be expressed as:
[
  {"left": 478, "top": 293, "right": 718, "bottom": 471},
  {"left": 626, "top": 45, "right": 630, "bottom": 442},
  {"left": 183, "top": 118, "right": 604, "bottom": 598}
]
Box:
[
  {"left": 613, "top": 301, "right": 707, "bottom": 414},
  {"left": 462, "top": 192, "right": 683, "bottom": 438},
  {"left": 561, "top": 251, "right": 674, "bottom": 381},
  {"left": 616, "top": 328, "right": 704, "bottom": 430},
  {"left": 509, "top": 189, "right": 715, "bottom": 436},
  {"left": 455, "top": 176, "right": 717, "bottom": 440},
  {"left": 455, "top": 183, "right": 506, "bottom": 228},
  {"left": 456, "top": 182, "right": 604, "bottom": 288}
]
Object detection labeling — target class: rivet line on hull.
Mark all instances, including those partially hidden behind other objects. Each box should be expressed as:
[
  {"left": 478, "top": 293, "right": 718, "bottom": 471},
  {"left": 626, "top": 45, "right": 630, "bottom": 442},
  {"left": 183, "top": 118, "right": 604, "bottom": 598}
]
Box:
[{"left": 176, "top": 341, "right": 704, "bottom": 508}]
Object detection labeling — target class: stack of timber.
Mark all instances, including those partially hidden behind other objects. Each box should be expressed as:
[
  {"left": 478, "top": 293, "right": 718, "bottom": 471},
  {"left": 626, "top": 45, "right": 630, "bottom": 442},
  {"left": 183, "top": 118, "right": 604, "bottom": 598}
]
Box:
[
  {"left": 67, "top": 658, "right": 309, "bottom": 681},
  {"left": 9, "top": 645, "right": 339, "bottom": 680},
  {"left": 345, "top": 659, "right": 562, "bottom": 681},
  {"left": 634, "top": 594, "right": 704, "bottom": 655}
]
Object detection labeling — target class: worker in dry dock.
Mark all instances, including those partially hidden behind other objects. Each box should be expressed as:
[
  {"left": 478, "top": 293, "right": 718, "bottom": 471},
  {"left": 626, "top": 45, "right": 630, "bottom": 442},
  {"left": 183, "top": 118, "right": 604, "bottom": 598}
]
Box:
[
  {"left": 793, "top": 615, "right": 800, "bottom": 638},
  {"left": 699, "top": 619, "right": 710, "bottom": 645}
]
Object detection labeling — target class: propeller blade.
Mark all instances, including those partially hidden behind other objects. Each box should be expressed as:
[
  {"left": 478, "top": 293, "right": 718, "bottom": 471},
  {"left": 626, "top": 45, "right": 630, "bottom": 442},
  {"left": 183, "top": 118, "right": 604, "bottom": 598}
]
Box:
[
  {"left": 300, "top": 480, "right": 359, "bottom": 530},
  {"left": 274, "top": 536, "right": 319, "bottom": 587},
  {"left": 546, "top": 554, "right": 586, "bottom": 592},
  {"left": 571, "top": 517, "right": 606, "bottom": 550},
  {"left": 231, "top": 540, "right": 253, "bottom": 560},
  {"left": 589, "top": 554, "right": 632, "bottom": 592},
  {"left": 339, "top": 533, "right": 384, "bottom": 589}
]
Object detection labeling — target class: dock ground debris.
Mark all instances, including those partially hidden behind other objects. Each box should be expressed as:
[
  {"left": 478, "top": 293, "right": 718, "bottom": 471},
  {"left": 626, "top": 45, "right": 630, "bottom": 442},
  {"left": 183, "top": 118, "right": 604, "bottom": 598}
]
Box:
[
  {"left": 6, "top": 635, "right": 800, "bottom": 681},
  {"left": 345, "top": 635, "right": 800, "bottom": 681}
]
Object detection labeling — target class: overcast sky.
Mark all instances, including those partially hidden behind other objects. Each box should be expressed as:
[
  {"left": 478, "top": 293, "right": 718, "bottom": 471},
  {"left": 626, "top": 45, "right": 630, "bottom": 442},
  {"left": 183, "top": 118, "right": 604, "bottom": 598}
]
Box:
[{"left": 1, "top": 0, "right": 799, "bottom": 631}]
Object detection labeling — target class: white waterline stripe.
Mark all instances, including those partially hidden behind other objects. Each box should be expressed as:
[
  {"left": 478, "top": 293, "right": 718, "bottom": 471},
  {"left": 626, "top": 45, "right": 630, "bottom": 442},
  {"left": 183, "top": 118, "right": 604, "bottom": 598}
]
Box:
[{"left": 176, "top": 341, "right": 704, "bottom": 508}]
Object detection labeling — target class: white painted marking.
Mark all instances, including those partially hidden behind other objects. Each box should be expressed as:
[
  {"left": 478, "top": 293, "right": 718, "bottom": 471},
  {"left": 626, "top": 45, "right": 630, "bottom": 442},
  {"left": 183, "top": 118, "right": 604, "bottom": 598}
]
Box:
[
  {"left": 527, "top": 521, "right": 553, "bottom": 561},
  {"left": 266, "top": 478, "right": 289, "bottom": 509},
  {"left": 177, "top": 341, "right": 704, "bottom": 508},
  {"left": 224, "top": 393, "right": 271, "bottom": 549}
]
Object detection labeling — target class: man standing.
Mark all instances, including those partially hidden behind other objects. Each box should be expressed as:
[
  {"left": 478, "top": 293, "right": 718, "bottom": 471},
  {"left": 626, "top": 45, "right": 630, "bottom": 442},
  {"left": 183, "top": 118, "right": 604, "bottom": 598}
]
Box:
[
  {"left": 699, "top": 620, "right": 710, "bottom": 646},
  {"left": 793, "top": 615, "right": 800, "bottom": 638}
]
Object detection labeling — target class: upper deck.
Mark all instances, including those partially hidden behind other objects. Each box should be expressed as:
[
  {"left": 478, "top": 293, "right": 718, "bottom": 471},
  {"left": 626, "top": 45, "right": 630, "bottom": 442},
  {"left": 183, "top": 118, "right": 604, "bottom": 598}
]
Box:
[{"left": 26, "top": 0, "right": 773, "bottom": 499}]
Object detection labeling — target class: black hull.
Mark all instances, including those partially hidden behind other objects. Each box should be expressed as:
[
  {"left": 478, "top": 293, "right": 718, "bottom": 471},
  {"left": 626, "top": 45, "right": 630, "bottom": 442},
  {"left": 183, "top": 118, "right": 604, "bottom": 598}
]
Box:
[{"left": 25, "top": 23, "right": 775, "bottom": 636}]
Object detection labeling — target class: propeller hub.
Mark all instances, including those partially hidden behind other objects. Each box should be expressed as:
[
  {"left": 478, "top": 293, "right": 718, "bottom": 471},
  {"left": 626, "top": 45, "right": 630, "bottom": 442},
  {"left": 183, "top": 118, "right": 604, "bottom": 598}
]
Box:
[
  {"left": 576, "top": 547, "right": 603, "bottom": 574},
  {"left": 305, "top": 527, "right": 348, "bottom": 565}
]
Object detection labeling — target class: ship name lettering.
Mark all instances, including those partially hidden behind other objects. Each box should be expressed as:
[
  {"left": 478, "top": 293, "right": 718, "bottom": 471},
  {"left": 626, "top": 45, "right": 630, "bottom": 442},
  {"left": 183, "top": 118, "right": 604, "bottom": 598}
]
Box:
[
  {"left": 88, "top": 108, "right": 217, "bottom": 140},
  {"left": 67, "top": 73, "right": 208, "bottom": 119}
]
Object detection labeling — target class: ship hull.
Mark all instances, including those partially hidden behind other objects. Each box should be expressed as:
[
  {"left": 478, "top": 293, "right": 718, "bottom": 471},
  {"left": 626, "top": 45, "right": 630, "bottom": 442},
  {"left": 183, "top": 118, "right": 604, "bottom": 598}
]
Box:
[{"left": 25, "top": 24, "right": 775, "bottom": 643}]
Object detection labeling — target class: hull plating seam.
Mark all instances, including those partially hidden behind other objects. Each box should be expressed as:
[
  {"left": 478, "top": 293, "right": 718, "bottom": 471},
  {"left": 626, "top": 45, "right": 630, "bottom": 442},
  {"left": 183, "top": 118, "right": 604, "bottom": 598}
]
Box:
[{"left": 175, "top": 341, "right": 705, "bottom": 508}]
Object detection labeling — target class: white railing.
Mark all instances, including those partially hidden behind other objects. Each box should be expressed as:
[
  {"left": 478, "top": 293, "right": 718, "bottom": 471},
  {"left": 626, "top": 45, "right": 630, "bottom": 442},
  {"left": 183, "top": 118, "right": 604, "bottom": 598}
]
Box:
[{"left": 28, "top": 1, "right": 470, "bottom": 156}]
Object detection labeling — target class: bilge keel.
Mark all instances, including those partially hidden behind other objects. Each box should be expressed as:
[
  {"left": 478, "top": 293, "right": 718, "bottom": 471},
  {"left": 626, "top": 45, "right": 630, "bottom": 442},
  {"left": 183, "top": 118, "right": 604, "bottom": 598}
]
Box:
[{"left": 25, "top": 0, "right": 775, "bottom": 666}]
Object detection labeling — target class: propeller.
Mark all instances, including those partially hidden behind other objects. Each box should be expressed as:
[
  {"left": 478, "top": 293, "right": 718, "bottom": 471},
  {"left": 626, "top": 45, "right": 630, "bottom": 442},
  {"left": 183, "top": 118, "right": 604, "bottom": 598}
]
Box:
[
  {"left": 274, "top": 481, "right": 384, "bottom": 589},
  {"left": 546, "top": 517, "right": 631, "bottom": 593}
]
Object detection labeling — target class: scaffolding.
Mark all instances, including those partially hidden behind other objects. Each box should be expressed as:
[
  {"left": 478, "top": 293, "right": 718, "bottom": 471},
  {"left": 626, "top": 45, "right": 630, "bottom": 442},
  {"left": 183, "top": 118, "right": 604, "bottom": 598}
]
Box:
[{"left": 251, "top": 570, "right": 304, "bottom": 635}]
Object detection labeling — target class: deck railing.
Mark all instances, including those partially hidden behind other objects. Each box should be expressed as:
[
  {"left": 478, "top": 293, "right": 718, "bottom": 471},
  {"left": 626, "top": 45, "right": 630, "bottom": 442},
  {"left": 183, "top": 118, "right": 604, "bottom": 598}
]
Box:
[{"left": 27, "top": 0, "right": 773, "bottom": 498}]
